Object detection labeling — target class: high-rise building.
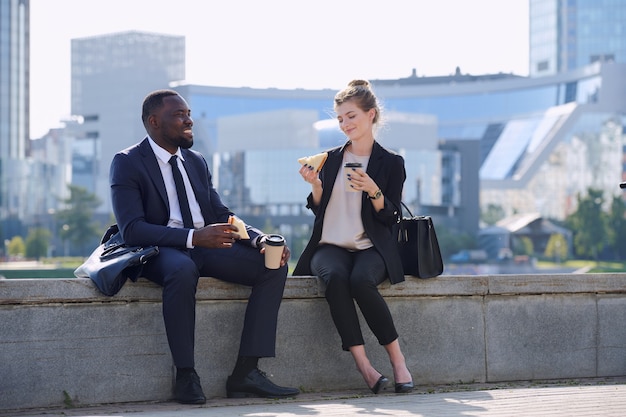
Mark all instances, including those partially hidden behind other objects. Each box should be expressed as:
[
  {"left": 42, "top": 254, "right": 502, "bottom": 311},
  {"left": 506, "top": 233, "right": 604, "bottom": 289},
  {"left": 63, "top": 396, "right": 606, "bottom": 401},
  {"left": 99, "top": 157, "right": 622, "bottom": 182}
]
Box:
[
  {"left": 530, "top": 0, "right": 626, "bottom": 76},
  {"left": 0, "top": 0, "right": 30, "bottom": 238},
  {"left": 70, "top": 31, "right": 185, "bottom": 214}
]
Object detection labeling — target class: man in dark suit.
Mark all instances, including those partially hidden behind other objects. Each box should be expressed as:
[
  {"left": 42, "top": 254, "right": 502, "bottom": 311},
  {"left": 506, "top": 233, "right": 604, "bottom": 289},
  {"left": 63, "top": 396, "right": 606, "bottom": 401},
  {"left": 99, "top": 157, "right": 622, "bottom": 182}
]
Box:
[{"left": 109, "top": 89, "right": 299, "bottom": 404}]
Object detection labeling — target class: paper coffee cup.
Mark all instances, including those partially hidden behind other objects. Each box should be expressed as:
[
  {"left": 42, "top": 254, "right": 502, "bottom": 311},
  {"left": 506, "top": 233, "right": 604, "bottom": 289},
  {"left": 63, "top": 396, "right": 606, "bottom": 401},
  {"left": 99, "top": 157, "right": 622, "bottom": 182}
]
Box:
[
  {"left": 344, "top": 162, "right": 362, "bottom": 192},
  {"left": 264, "top": 234, "right": 285, "bottom": 269}
]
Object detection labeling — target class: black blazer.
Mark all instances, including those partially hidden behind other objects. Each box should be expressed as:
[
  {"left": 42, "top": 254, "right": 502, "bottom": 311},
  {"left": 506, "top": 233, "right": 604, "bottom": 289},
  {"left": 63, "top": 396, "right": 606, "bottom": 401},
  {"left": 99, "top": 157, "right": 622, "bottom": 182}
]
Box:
[
  {"left": 294, "top": 141, "right": 406, "bottom": 284},
  {"left": 109, "top": 138, "right": 261, "bottom": 248}
]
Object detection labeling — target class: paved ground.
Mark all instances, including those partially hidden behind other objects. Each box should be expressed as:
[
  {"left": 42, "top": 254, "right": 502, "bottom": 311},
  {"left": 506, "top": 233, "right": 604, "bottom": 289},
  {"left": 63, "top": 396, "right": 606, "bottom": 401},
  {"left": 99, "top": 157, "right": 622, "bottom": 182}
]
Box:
[{"left": 5, "top": 378, "right": 626, "bottom": 417}]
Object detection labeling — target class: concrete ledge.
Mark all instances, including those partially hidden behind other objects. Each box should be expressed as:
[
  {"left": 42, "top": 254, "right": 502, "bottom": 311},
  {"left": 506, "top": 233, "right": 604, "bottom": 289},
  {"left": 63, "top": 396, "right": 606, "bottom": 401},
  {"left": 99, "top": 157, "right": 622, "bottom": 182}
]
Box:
[
  {"left": 6, "top": 273, "right": 626, "bottom": 305},
  {"left": 1, "top": 273, "right": 626, "bottom": 411}
]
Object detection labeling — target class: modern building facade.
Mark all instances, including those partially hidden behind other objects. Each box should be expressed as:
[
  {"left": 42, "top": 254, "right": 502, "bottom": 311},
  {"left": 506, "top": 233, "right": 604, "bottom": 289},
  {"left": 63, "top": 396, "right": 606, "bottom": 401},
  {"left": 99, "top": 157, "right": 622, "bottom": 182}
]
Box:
[
  {"left": 0, "top": 0, "right": 30, "bottom": 241},
  {"left": 38, "top": 31, "right": 626, "bottom": 258},
  {"left": 11, "top": 0, "right": 624, "bottom": 255},
  {"left": 70, "top": 30, "right": 185, "bottom": 214},
  {"left": 170, "top": 61, "right": 625, "bottom": 254},
  {"left": 2, "top": 3, "right": 622, "bottom": 258},
  {"left": 530, "top": 0, "right": 626, "bottom": 76},
  {"left": 381, "top": 63, "right": 624, "bottom": 222},
  {"left": 166, "top": 83, "right": 457, "bottom": 255}
]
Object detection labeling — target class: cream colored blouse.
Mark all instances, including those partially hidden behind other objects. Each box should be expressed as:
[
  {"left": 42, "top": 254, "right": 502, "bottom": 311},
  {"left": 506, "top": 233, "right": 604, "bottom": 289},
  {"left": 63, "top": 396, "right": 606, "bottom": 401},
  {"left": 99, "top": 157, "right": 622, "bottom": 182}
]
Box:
[{"left": 319, "top": 151, "right": 373, "bottom": 251}]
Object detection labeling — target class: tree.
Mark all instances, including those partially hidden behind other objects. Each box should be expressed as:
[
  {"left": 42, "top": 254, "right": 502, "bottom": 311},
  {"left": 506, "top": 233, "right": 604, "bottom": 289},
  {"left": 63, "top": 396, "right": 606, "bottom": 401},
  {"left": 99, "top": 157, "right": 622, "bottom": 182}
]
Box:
[
  {"left": 481, "top": 203, "right": 506, "bottom": 226},
  {"left": 436, "top": 225, "right": 476, "bottom": 260},
  {"left": 545, "top": 233, "right": 568, "bottom": 262},
  {"left": 565, "top": 188, "right": 607, "bottom": 259},
  {"left": 25, "top": 228, "right": 51, "bottom": 260},
  {"left": 512, "top": 235, "right": 534, "bottom": 256},
  {"left": 7, "top": 236, "right": 25, "bottom": 258},
  {"left": 55, "top": 185, "right": 102, "bottom": 256}
]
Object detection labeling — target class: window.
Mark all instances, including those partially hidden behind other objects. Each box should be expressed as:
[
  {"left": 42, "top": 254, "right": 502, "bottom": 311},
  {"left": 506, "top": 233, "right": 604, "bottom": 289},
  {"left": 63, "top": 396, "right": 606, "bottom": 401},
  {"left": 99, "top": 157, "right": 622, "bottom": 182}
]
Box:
[{"left": 537, "top": 61, "right": 549, "bottom": 71}]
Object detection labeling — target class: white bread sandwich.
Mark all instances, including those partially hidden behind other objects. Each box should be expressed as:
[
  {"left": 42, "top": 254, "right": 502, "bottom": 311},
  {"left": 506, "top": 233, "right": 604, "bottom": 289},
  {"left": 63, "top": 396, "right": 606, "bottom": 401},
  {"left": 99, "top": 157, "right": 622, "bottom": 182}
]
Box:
[
  {"left": 228, "top": 215, "right": 250, "bottom": 239},
  {"left": 298, "top": 152, "right": 328, "bottom": 173}
]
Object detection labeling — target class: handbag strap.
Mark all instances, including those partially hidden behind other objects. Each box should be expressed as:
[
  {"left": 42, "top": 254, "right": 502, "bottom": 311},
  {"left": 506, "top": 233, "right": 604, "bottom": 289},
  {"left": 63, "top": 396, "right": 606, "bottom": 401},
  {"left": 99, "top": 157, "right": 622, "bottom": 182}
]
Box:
[{"left": 400, "top": 201, "right": 415, "bottom": 218}]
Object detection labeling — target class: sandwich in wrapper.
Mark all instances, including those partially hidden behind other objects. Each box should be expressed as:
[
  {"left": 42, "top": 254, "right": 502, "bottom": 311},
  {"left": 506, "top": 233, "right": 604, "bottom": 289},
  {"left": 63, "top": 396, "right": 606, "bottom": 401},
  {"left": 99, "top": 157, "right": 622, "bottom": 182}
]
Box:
[
  {"left": 298, "top": 152, "right": 328, "bottom": 173},
  {"left": 228, "top": 215, "right": 250, "bottom": 239}
]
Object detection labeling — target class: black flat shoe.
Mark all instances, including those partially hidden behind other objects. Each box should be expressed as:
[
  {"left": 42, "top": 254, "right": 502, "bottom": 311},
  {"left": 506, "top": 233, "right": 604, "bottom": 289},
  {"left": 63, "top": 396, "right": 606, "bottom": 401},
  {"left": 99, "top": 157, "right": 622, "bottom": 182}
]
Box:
[
  {"left": 226, "top": 368, "right": 300, "bottom": 398},
  {"left": 370, "top": 375, "right": 389, "bottom": 394},
  {"left": 394, "top": 381, "right": 414, "bottom": 393}
]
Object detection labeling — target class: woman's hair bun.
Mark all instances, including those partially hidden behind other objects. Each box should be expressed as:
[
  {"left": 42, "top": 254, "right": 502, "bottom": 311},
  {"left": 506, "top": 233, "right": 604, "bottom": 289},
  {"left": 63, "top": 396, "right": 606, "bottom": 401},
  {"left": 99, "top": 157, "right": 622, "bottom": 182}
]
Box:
[{"left": 348, "top": 79, "right": 370, "bottom": 88}]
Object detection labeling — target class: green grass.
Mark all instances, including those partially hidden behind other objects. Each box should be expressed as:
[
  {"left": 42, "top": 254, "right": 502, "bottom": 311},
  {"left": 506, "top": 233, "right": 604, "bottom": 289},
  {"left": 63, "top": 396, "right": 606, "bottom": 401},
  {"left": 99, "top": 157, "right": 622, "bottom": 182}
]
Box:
[
  {"left": 0, "top": 257, "right": 83, "bottom": 279},
  {"left": 5, "top": 258, "right": 625, "bottom": 279},
  {"left": 588, "top": 262, "right": 626, "bottom": 273},
  {"left": 536, "top": 259, "right": 626, "bottom": 273},
  {"left": 40, "top": 257, "right": 84, "bottom": 268}
]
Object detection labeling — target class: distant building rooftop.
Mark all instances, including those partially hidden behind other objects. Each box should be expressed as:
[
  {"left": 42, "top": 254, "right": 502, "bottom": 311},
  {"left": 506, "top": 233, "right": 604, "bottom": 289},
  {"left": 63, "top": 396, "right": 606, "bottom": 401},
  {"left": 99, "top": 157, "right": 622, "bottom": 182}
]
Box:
[{"left": 371, "top": 67, "right": 524, "bottom": 87}]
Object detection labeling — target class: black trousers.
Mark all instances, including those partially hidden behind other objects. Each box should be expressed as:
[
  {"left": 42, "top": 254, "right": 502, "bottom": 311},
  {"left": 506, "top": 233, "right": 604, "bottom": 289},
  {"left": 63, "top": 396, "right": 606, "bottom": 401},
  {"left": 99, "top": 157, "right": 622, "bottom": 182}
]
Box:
[
  {"left": 311, "top": 245, "right": 399, "bottom": 351},
  {"left": 141, "top": 243, "right": 288, "bottom": 368}
]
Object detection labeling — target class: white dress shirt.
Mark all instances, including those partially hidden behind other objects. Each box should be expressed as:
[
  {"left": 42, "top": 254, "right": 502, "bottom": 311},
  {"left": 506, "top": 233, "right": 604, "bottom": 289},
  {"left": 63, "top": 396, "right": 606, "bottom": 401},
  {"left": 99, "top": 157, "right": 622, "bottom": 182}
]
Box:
[{"left": 148, "top": 136, "right": 204, "bottom": 248}]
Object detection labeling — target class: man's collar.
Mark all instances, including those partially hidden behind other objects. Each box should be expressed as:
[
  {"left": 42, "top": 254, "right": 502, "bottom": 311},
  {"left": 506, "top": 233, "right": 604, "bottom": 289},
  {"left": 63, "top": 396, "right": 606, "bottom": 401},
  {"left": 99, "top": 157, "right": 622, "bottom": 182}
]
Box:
[{"left": 147, "top": 135, "right": 184, "bottom": 163}]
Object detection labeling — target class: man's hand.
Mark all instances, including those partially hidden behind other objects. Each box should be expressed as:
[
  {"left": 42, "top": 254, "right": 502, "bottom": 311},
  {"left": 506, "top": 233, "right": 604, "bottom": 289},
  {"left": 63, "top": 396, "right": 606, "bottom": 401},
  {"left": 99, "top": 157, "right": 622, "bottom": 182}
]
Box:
[
  {"left": 279, "top": 245, "right": 291, "bottom": 266},
  {"left": 192, "top": 223, "right": 239, "bottom": 248},
  {"left": 258, "top": 236, "right": 291, "bottom": 266}
]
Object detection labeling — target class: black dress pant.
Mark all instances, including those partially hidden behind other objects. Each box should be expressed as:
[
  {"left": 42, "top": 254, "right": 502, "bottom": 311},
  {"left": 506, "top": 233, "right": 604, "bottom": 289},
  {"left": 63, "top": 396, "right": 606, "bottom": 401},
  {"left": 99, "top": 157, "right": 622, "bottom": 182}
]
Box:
[
  {"left": 141, "top": 243, "right": 287, "bottom": 368},
  {"left": 310, "top": 244, "right": 399, "bottom": 351}
]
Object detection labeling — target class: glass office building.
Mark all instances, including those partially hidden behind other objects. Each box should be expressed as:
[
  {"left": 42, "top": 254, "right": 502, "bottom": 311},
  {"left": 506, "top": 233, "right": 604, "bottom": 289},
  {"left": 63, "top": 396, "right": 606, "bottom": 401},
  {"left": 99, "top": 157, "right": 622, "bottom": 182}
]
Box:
[
  {"left": 530, "top": 0, "right": 626, "bottom": 76},
  {"left": 71, "top": 31, "right": 185, "bottom": 213},
  {"left": 174, "top": 61, "right": 626, "bottom": 242},
  {"left": 0, "top": 0, "right": 28, "bottom": 159},
  {"left": 0, "top": 0, "right": 29, "bottom": 238}
]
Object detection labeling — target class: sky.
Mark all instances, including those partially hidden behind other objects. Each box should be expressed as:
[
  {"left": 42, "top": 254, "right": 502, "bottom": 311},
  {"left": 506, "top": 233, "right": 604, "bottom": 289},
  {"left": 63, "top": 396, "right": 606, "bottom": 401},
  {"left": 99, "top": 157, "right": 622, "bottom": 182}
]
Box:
[{"left": 29, "top": 0, "right": 529, "bottom": 138}]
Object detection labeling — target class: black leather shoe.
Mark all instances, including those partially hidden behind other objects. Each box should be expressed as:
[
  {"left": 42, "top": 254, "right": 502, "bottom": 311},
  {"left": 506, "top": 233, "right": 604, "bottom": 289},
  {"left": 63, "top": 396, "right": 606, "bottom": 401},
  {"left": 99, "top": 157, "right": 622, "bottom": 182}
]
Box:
[
  {"left": 226, "top": 368, "right": 300, "bottom": 398},
  {"left": 370, "top": 375, "right": 390, "bottom": 394},
  {"left": 174, "top": 370, "right": 206, "bottom": 404},
  {"left": 394, "top": 381, "right": 414, "bottom": 393}
]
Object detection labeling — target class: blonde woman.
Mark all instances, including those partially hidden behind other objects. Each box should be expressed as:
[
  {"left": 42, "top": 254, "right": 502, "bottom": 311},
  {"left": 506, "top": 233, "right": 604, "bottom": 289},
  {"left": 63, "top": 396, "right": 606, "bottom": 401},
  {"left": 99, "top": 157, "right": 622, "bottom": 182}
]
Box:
[{"left": 295, "top": 80, "right": 413, "bottom": 394}]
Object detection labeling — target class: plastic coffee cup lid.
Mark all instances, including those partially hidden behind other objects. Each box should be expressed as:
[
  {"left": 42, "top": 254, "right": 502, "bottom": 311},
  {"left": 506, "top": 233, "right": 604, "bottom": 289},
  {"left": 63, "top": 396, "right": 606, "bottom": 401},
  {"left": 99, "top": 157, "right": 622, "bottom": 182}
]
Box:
[{"left": 265, "top": 234, "right": 285, "bottom": 246}]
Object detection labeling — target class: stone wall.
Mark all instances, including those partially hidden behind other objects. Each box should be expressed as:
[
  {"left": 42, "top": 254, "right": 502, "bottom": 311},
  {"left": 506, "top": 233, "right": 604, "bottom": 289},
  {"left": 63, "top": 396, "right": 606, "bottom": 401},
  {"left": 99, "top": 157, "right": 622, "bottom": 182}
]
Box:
[{"left": 1, "top": 273, "right": 625, "bottom": 411}]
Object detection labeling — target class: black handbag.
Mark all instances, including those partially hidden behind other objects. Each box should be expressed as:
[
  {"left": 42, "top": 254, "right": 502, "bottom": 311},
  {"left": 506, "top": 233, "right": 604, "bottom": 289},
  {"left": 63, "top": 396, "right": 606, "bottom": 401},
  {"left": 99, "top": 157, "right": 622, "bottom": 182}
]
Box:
[
  {"left": 396, "top": 202, "right": 444, "bottom": 278},
  {"left": 74, "top": 224, "right": 159, "bottom": 296}
]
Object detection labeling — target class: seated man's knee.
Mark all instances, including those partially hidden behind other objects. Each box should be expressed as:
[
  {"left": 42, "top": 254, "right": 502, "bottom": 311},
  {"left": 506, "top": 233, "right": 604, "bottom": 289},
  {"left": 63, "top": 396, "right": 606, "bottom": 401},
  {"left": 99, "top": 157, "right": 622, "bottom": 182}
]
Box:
[{"left": 165, "top": 257, "right": 199, "bottom": 291}]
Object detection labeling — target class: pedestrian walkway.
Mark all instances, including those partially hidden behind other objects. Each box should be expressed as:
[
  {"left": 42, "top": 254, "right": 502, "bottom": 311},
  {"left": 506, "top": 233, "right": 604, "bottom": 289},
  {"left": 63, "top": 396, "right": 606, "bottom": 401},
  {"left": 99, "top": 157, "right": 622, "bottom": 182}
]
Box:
[{"left": 6, "top": 379, "right": 626, "bottom": 417}]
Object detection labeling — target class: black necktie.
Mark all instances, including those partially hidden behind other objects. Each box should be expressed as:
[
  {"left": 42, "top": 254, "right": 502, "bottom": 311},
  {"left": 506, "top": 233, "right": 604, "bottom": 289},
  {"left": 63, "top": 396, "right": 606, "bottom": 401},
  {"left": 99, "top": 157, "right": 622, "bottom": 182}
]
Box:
[{"left": 168, "top": 155, "right": 194, "bottom": 228}]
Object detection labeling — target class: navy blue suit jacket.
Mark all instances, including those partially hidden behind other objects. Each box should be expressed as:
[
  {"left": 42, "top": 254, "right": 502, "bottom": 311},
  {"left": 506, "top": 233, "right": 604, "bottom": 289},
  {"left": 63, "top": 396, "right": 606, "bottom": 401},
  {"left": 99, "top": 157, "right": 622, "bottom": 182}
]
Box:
[{"left": 110, "top": 138, "right": 261, "bottom": 249}]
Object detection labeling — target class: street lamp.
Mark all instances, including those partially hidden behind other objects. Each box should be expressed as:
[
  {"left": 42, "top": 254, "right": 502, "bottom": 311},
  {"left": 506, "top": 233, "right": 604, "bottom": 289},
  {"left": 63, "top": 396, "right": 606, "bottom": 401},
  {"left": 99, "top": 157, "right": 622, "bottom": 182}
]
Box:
[
  {"left": 3, "top": 239, "right": 9, "bottom": 261},
  {"left": 62, "top": 224, "right": 70, "bottom": 257}
]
